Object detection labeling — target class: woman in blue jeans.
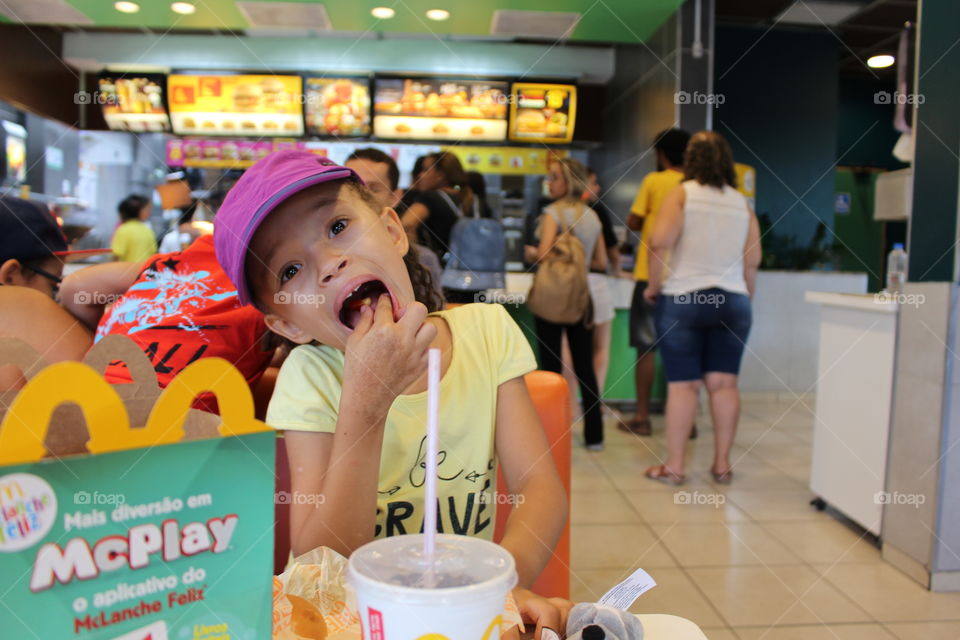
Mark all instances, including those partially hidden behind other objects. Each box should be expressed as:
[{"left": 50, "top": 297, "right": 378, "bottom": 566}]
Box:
[{"left": 642, "top": 131, "right": 762, "bottom": 485}]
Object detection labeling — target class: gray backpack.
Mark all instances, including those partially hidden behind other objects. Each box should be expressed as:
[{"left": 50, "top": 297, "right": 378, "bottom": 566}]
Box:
[{"left": 439, "top": 192, "right": 506, "bottom": 291}]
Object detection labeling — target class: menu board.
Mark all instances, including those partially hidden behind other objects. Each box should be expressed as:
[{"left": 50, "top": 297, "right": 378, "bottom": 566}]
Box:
[
  {"left": 167, "top": 74, "right": 304, "bottom": 136},
  {"left": 373, "top": 78, "right": 508, "bottom": 141},
  {"left": 167, "top": 138, "right": 328, "bottom": 169},
  {"left": 305, "top": 77, "right": 371, "bottom": 137},
  {"left": 97, "top": 73, "right": 170, "bottom": 132},
  {"left": 508, "top": 83, "right": 577, "bottom": 144},
  {"left": 2, "top": 121, "right": 27, "bottom": 186}
]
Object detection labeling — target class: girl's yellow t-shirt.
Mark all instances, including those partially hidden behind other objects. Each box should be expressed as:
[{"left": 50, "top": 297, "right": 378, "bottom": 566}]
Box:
[{"left": 266, "top": 303, "right": 537, "bottom": 539}]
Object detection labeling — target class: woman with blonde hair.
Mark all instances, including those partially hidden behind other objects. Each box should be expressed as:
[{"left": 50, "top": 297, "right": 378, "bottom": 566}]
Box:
[
  {"left": 526, "top": 158, "right": 609, "bottom": 450},
  {"left": 643, "top": 131, "right": 761, "bottom": 484}
]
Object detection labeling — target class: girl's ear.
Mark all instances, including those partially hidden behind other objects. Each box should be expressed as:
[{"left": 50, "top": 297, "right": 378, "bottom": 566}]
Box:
[
  {"left": 263, "top": 312, "right": 314, "bottom": 345},
  {"left": 0, "top": 259, "right": 27, "bottom": 287},
  {"left": 381, "top": 207, "right": 409, "bottom": 256}
]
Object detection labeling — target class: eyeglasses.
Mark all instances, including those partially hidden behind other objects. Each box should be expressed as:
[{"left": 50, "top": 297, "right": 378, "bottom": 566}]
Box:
[
  {"left": 25, "top": 263, "right": 63, "bottom": 285},
  {"left": 25, "top": 263, "right": 63, "bottom": 298}
]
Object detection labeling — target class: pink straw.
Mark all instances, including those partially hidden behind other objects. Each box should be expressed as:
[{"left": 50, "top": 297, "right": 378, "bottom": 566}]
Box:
[{"left": 423, "top": 348, "right": 441, "bottom": 577}]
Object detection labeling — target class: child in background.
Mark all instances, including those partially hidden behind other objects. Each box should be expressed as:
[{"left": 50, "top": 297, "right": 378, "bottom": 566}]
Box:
[
  {"left": 111, "top": 194, "right": 157, "bottom": 263},
  {"left": 214, "top": 151, "right": 570, "bottom": 637}
]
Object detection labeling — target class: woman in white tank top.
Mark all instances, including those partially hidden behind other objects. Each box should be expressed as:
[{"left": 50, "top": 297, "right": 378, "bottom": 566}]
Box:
[{"left": 641, "top": 131, "right": 762, "bottom": 485}]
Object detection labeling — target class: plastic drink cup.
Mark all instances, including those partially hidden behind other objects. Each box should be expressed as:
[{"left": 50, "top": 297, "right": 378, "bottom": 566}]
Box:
[{"left": 348, "top": 533, "right": 517, "bottom": 640}]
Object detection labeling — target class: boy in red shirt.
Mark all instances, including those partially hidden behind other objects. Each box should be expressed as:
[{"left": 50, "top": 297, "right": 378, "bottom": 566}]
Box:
[{"left": 61, "top": 234, "right": 274, "bottom": 412}]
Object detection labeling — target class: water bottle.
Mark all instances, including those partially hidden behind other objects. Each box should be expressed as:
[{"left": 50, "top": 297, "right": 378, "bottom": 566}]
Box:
[{"left": 886, "top": 243, "right": 908, "bottom": 292}]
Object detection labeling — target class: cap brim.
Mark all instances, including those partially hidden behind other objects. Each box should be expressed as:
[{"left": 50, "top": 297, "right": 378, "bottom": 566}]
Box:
[{"left": 53, "top": 248, "right": 113, "bottom": 257}]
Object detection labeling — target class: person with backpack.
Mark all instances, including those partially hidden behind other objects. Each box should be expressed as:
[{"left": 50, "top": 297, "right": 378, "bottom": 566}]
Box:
[
  {"left": 525, "top": 158, "right": 608, "bottom": 450},
  {"left": 400, "top": 152, "right": 475, "bottom": 272},
  {"left": 440, "top": 198, "right": 507, "bottom": 304},
  {"left": 439, "top": 166, "right": 506, "bottom": 304}
]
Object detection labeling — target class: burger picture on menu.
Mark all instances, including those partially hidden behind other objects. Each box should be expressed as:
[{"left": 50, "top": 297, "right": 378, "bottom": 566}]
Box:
[
  {"left": 259, "top": 77, "right": 288, "bottom": 109},
  {"left": 515, "top": 110, "right": 547, "bottom": 135},
  {"left": 232, "top": 83, "right": 263, "bottom": 112}
]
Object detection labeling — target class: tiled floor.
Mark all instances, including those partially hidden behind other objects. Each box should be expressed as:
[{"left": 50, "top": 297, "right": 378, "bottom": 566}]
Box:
[{"left": 568, "top": 397, "right": 960, "bottom": 639}]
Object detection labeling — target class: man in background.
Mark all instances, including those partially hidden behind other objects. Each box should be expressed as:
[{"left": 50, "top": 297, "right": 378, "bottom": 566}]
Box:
[{"left": 623, "top": 128, "right": 691, "bottom": 436}]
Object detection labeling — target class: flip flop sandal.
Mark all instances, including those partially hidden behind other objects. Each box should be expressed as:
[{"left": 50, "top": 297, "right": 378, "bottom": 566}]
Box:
[
  {"left": 644, "top": 464, "right": 685, "bottom": 486},
  {"left": 711, "top": 467, "right": 734, "bottom": 485}
]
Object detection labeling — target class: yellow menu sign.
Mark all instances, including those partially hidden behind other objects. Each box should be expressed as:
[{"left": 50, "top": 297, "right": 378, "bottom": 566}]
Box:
[
  {"left": 167, "top": 74, "right": 303, "bottom": 137},
  {"left": 441, "top": 146, "right": 568, "bottom": 176},
  {"left": 509, "top": 83, "right": 577, "bottom": 144},
  {"left": 735, "top": 163, "right": 756, "bottom": 208}
]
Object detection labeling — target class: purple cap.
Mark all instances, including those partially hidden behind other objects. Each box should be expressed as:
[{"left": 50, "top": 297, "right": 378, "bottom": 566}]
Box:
[{"left": 214, "top": 150, "right": 361, "bottom": 306}]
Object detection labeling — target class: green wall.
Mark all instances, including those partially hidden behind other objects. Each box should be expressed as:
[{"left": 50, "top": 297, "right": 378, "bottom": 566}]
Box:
[{"left": 833, "top": 169, "right": 884, "bottom": 292}]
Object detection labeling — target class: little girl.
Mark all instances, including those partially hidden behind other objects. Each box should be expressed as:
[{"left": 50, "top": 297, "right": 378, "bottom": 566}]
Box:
[{"left": 214, "top": 151, "right": 570, "bottom": 636}]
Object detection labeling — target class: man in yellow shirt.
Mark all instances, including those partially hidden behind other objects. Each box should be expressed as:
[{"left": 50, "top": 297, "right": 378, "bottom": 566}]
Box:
[
  {"left": 623, "top": 129, "right": 689, "bottom": 435},
  {"left": 111, "top": 194, "right": 157, "bottom": 263}
]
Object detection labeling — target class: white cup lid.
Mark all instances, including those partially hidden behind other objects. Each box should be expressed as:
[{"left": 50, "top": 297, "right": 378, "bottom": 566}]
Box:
[{"left": 348, "top": 534, "right": 517, "bottom": 604}]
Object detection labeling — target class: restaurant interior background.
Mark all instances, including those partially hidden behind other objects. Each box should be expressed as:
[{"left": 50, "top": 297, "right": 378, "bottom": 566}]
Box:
[{"left": 1, "top": 0, "right": 959, "bottom": 637}]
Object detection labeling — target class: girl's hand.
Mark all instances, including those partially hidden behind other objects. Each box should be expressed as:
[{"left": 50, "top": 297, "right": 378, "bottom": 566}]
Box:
[
  {"left": 524, "top": 245, "right": 539, "bottom": 263},
  {"left": 504, "top": 587, "right": 573, "bottom": 640},
  {"left": 342, "top": 295, "right": 437, "bottom": 410}
]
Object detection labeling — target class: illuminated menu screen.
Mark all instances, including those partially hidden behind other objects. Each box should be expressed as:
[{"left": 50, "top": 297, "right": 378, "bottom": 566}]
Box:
[
  {"left": 305, "top": 77, "right": 371, "bottom": 137},
  {"left": 508, "top": 83, "right": 577, "bottom": 144},
  {"left": 97, "top": 73, "right": 171, "bottom": 133},
  {"left": 167, "top": 74, "right": 304, "bottom": 137},
  {"left": 373, "top": 77, "right": 508, "bottom": 141},
  {"left": 2, "top": 121, "right": 26, "bottom": 186}
]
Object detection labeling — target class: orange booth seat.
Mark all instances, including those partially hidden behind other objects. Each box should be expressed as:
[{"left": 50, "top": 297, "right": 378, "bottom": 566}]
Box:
[
  {"left": 494, "top": 370, "right": 572, "bottom": 599},
  {"left": 272, "top": 371, "right": 572, "bottom": 599}
]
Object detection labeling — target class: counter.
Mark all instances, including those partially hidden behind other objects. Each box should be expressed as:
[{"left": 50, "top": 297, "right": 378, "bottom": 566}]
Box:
[
  {"left": 804, "top": 291, "right": 898, "bottom": 536},
  {"left": 496, "top": 271, "right": 869, "bottom": 402}
]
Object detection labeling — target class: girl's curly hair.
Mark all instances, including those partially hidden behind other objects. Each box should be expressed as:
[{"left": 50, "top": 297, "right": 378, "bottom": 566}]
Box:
[
  {"left": 403, "top": 244, "right": 444, "bottom": 312},
  {"left": 683, "top": 130, "right": 737, "bottom": 190}
]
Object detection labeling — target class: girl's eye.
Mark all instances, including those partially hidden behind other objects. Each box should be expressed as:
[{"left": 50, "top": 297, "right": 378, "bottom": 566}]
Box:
[
  {"left": 280, "top": 263, "right": 300, "bottom": 284},
  {"left": 331, "top": 219, "right": 348, "bottom": 236}
]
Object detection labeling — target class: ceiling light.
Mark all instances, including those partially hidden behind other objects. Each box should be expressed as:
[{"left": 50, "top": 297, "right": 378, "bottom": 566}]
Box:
[
  {"left": 371, "top": 7, "right": 395, "bottom": 19},
  {"left": 426, "top": 9, "right": 450, "bottom": 21},
  {"left": 867, "top": 54, "right": 895, "bottom": 69},
  {"left": 114, "top": 1, "right": 140, "bottom": 13},
  {"left": 171, "top": 2, "right": 196, "bottom": 14}
]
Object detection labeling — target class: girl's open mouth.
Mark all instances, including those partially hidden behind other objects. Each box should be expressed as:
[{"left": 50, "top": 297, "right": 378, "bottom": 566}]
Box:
[{"left": 338, "top": 279, "right": 392, "bottom": 330}]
